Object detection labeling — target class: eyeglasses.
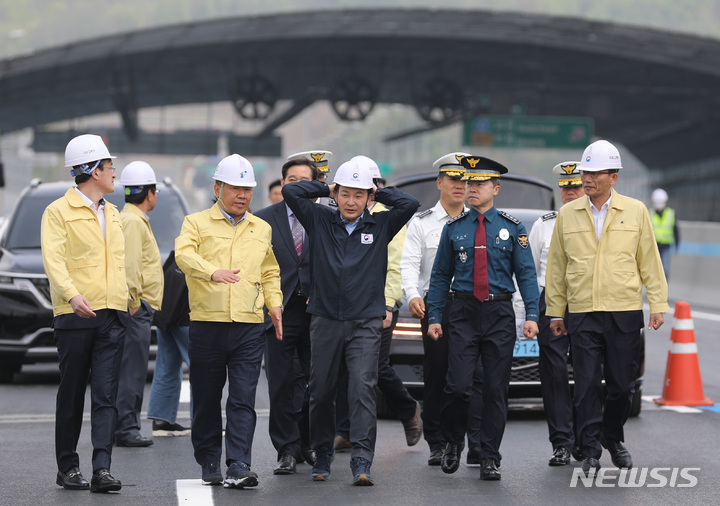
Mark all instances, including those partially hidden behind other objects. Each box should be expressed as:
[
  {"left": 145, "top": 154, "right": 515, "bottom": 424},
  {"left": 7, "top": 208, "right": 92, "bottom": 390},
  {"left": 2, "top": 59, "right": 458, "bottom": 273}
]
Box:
[
  {"left": 100, "top": 165, "right": 116, "bottom": 173},
  {"left": 580, "top": 170, "right": 612, "bottom": 179}
]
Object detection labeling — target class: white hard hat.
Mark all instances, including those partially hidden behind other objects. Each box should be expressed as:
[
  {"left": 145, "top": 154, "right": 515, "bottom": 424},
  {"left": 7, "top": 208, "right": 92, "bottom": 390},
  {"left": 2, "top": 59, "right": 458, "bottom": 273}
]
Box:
[
  {"left": 333, "top": 159, "right": 373, "bottom": 190},
  {"left": 213, "top": 154, "right": 257, "bottom": 187},
  {"left": 120, "top": 161, "right": 157, "bottom": 186},
  {"left": 64, "top": 134, "right": 116, "bottom": 175},
  {"left": 652, "top": 188, "right": 668, "bottom": 203},
  {"left": 351, "top": 155, "right": 381, "bottom": 179},
  {"left": 579, "top": 140, "right": 623, "bottom": 172}
]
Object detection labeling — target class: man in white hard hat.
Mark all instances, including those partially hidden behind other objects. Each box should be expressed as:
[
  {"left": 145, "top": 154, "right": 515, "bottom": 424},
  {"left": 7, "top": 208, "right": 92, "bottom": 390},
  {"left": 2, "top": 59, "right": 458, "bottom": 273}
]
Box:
[
  {"left": 650, "top": 188, "right": 679, "bottom": 281},
  {"left": 333, "top": 155, "right": 422, "bottom": 454},
  {"left": 42, "top": 134, "right": 126, "bottom": 493},
  {"left": 515, "top": 161, "right": 585, "bottom": 466},
  {"left": 545, "top": 140, "right": 669, "bottom": 476},
  {"left": 114, "top": 161, "right": 163, "bottom": 448},
  {"left": 282, "top": 158, "right": 420, "bottom": 486},
  {"left": 254, "top": 156, "right": 319, "bottom": 475},
  {"left": 400, "top": 152, "right": 484, "bottom": 467},
  {"left": 175, "top": 154, "right": 283, "bottom": 489}
]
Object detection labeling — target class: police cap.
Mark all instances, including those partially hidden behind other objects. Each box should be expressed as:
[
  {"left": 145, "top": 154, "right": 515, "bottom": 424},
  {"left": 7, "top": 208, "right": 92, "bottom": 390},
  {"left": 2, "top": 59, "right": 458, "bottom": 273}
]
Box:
[
  {"left": 287, "top": 150, "right": 333, "bottom": 173},
  {"left": 552, "top": 161, "right": 582, "bottom": 188},
  {"left": 432, "top": 152, "right": 470, "bottom": 179},
  {"left": 460, "top": 155, "right": 508, "bottom": 181}
]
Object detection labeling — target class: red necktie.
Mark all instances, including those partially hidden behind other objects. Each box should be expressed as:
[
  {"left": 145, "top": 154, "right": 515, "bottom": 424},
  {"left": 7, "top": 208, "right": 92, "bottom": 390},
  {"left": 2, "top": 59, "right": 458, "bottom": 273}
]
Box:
[{"left": 473, "top": 215, "right": 489, "bottom": 301}]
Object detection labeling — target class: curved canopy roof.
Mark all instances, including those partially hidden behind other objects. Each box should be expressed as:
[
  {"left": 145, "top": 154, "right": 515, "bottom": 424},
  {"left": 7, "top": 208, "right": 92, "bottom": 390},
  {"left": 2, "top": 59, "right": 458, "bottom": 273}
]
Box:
[{"left": 2, "top": 8, "right": 720, "bottom": 167}]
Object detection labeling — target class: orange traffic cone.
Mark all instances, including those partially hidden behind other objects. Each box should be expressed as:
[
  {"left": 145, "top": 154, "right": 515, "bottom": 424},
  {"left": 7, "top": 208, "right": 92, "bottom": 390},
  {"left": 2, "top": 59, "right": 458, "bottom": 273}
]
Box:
[{"left": 654, "top": 301, "right": 713, "bottom": 406}]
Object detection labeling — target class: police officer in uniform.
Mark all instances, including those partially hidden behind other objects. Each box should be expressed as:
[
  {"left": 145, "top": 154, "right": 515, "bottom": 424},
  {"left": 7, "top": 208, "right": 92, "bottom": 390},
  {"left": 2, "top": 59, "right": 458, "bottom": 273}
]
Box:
[
  {"left": 521, "top": 161, "right": 585, "bottom": 466},
  {"left": 176, "top": 154, "right": 283, "bottom": 488},
  {"left": 42, "top": 134, "right": 126, "bottom": 493},
  {"left": 400, "top": 152, "right": 484, "bottom": 466},
  {"left": 427, "top": 155, "right": 539, "bottom": 481}
]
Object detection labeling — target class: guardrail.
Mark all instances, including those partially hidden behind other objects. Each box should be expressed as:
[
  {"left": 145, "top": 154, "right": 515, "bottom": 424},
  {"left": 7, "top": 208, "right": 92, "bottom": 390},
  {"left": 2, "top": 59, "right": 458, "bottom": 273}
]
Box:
[{"left": 668, "top": 221, "right": 720, "bottom": 311}]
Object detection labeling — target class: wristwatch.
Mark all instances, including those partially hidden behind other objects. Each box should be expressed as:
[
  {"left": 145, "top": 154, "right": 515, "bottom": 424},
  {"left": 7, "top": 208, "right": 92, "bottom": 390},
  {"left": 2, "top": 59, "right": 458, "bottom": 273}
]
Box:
[{"left": 385, "top": 305, "right": 394, "bottom": 312}]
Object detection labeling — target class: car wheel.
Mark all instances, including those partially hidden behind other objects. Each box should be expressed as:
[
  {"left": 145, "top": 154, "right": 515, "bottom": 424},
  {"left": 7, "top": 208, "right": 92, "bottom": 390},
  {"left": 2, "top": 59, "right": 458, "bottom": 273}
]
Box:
[{"left": 629, "top": 381, "right": 642, "bottom": 417}]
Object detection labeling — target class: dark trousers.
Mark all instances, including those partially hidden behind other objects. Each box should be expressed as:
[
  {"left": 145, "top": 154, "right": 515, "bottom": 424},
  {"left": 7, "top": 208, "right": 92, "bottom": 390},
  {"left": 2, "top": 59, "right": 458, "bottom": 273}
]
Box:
[
  {"left": 568, "top": 311, "right": 644, "bottom": 459},
  {"left": 537, "top": 290, "right": 575, "bottom": 450},
  {"left": 115, "top": 301, "right": 154, "bottom": 441},
  {"left": 335, "top": 310, "right": 418, "bottom": 438},
  {"left": 441, "top": 299, "right": 515, "bottom": 462},
  {"left": 189, "top": 321, "right": 265, "bottom": 467},
  {"left": 54, "top": 309, "right": 125, "bottom": 473},
  {"left": 421, "top": 297, "right": 483, "bottom": 451},
  {"left": 309, "top": 316, "right": 381, "bottom": 463},
  {"left": 264, "top": 293, "right": 312, "bottom": 460}
]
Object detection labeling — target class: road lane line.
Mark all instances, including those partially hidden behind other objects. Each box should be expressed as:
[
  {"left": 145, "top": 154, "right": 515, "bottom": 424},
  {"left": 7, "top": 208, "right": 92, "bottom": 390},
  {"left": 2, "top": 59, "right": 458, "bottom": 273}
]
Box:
[{"left": 176, "top": 479, "right": 214, "bottom": 505}]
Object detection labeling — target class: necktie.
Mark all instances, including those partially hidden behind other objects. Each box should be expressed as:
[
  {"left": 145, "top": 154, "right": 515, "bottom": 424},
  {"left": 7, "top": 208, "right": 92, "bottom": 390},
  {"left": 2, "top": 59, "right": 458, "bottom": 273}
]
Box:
[
  {"left": 291, "top": 214, "right": 303, "bottom": 257},
  {"left": 473, "top": 215, "right": 489, "bottom": 301}
]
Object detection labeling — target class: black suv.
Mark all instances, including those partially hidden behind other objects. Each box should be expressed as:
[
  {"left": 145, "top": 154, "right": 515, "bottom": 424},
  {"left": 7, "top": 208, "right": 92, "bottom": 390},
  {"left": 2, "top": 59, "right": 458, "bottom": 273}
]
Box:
[
  {"left": 0, "top": 178, "right": 190, "bottom": 382},
  {"left": 387, "top": 172, "right": 643, "bottom": 416}
]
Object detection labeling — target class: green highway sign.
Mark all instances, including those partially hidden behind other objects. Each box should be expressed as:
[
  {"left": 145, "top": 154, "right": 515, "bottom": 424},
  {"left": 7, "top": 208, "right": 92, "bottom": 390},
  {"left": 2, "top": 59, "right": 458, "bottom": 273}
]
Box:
[{"left": 463, "top": 115, "right": 594, "bottom": 149}]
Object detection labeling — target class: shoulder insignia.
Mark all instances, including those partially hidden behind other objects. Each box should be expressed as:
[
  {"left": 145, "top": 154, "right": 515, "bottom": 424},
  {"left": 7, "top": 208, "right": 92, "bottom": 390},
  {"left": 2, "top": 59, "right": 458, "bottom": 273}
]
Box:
[
  {"left": 447, "top": 211, "right": 468, "bottom": 225},
  {"left": 541, "top": 211, "right": 557, "bottom": 221},
  {"left": 499, "top": 210, "right": 520, "bottom": 225},
  {"left": 416, "top": 208, "right": 433, "bottom": 219}
]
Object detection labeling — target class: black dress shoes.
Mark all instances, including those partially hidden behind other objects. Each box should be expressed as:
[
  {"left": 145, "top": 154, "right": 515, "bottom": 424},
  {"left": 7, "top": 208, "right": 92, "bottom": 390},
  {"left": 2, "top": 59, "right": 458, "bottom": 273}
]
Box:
[
  {"left": 273, "top": 453, "right": 297, "bottom": 475},
  {"left": 479, "top": 458, "right": 501, "bottom": 480},
  {"left": 56, "top": 467, "right": 90, "bottom": 490},
  {"left": 90, "top": 469, "right": 121, "bottom": 493},
  {"left": 571, "top": 446, "right": 584, "bottom": 462},
  {"left": 428, "top": 448, "right": 443, "bottom": 466},
  {"left": 548, "top": 447, "right": 571, "bottom": 466},
  {"left": 301, "top": 447, "right": 317, "bottom": 466},
  {"left": 581, "top": 457, "right": 601, "bottom": 477},
  {"left": 466, "top": 446, "right": 481, "bottom": 466},
  {"left": 441, "top": 443, "right": 461, "bottom": 474},
  {"left": 602, "top": 439, "right": 633, "bottom": 469},
  {"left": 116, "top": 434, "right": 154, "bottom": 447}
]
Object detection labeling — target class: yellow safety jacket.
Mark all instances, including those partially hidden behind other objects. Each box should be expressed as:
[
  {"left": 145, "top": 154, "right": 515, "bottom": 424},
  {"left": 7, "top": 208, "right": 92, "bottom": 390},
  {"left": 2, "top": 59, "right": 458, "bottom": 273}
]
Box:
[
  {"left": 121, "top": 203, "right": 163, "bottom": 311},
  {"left": 175, "top": 203, "right": 283, "bottom": 323},
  {"left": 651, "top": 207, "right": 675, "bottom": 245},
  {"left": 371, "top": 202, "right": 406, "bottom": 309},
  {"left": 545, "top": 191, "right": 669, "bottom": 316},
  {"left": 41, "top": 187, "right": 128, "bottom": 316}
]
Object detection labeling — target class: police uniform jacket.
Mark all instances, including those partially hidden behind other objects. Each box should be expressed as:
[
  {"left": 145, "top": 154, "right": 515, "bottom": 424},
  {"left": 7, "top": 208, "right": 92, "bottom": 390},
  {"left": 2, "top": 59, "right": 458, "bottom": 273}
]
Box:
[
  {"left": 175, "top": 203, "right": 283, "bottom": 323},
  {"left": 427, "top": 206, "right": 539, "bottom": 325},
  {"left": 282, "top": 180, "right": 419, "bottom": 321},
  {"left": 41, "top": 187, "right": 129, "bottom": 316},
  {"left": 121, "top": 203, "right": 164, "bottom": 311},
  {"left": 400, "top": 200, "right": 469, "bottom": 302},
  {"left": 370, "top": 202, "right": 406, "bottom": 309},
  {"left": 545, "top": 190, "right": 669, "bottom": 317}
]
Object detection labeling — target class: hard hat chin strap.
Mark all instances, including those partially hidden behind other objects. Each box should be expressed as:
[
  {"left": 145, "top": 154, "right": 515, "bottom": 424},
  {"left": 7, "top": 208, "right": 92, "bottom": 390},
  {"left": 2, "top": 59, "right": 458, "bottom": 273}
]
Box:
[
  {"left": 70, "top": 160, "right": 101, "bottom": 177},
  {"left": 217, "top": 182, "right": 235, "bottom": 218}
]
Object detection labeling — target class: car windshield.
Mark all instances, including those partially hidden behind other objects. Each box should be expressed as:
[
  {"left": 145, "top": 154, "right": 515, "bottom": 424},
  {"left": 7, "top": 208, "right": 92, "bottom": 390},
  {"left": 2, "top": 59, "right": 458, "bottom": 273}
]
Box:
[{"left": 3, "top": 186, "right": 186, "bottom": 256}]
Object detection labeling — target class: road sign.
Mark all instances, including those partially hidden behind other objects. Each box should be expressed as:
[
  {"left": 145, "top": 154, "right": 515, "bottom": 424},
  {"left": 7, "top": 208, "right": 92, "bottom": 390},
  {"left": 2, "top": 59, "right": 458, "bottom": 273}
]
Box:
[{"left": 463, "top": 115, "right": 594, "bottom": 149}]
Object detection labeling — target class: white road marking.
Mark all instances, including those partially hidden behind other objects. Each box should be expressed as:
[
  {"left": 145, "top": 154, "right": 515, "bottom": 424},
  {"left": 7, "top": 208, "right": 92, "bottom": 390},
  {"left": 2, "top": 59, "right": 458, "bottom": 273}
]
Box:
[
  {"left": 180, "top": 379, "right": 191, "bottom": 404},
  {"left": 641, "top": 395, "right": 703, "bottom": 413},
  {"left": 176, "top": 479, "right": 214, "bottom": 505}
]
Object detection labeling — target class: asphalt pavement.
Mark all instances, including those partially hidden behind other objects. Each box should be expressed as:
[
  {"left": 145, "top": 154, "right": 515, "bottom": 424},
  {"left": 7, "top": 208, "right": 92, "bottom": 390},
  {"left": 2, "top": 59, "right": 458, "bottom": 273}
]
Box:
[{"left": 1, "top": 304, "right": 719, "bottom": 506}]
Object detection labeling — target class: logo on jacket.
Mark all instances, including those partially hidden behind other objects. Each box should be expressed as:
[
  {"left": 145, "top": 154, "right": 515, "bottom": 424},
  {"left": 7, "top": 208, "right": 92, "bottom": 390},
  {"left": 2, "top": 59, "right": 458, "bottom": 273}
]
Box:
[
  {"left": 361, "top": 234, "right": 373, "bottom": 244},
  {"left": 517, "top": 234, "right": 529, "bottom": 249},
  {"left": 459, "top": 251, "right": 468, "bottom": 263}
]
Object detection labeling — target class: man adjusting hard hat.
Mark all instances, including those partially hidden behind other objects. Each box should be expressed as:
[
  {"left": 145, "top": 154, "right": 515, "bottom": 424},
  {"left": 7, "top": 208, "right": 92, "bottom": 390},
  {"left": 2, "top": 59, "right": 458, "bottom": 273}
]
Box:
[
  {"left": 545, "top": 140, "right": 668, "bottom": 477},
  {"left": 282, "top": 157, "right": 420, "bottom": 486}
]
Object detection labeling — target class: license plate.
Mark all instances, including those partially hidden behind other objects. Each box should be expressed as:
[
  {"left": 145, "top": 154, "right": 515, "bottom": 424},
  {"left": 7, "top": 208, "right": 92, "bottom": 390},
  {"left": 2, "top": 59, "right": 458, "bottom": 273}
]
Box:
[{"left": 513, "top": 339, "right": 539, "bottom": 357}]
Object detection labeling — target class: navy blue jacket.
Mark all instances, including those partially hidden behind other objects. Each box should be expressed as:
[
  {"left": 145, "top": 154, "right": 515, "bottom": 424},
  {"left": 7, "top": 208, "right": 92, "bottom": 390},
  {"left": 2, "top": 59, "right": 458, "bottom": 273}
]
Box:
[
  {"left": 427, "top": 206, "right": 539, "bottom": 324},
  {"left": 282, "top": 180, "right": 419, "bottom": 321},
  {"left": 254, "top": 201, "right": 313, "bottom": 331}
]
